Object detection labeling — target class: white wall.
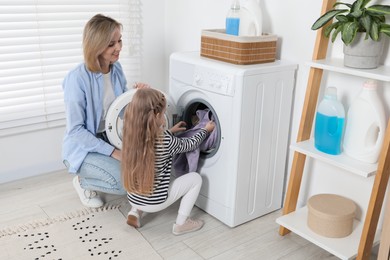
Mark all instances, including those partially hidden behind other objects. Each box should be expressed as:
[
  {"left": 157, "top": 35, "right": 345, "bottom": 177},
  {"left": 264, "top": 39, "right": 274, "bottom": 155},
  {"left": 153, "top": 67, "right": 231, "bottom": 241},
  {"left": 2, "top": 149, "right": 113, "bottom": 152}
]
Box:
[
  {"left": 140, "top": 0, "right": 166, "bottom": 89},
  {"left": 0, "top": 127, "right": 66, "bottom": 183}
]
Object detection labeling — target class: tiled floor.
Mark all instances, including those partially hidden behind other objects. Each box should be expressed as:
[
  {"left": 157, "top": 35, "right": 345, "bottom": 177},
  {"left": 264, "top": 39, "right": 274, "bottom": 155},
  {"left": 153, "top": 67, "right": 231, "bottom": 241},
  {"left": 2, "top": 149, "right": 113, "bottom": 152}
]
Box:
[{"left": 0, "top": 170, "right": 379, "bottom": 259}]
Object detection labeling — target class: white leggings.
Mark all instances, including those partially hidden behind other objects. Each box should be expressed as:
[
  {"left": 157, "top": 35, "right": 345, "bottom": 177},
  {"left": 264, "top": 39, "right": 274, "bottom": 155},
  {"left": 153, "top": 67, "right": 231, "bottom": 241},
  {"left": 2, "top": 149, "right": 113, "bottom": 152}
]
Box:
[{"left": 129, "top": 172, "right": 202, "bottom": 225}]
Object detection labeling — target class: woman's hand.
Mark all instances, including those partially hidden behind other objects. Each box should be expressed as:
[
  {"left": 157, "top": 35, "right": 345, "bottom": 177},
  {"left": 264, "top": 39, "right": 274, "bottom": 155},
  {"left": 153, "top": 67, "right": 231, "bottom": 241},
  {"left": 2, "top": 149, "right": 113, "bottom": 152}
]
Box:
[
  {"left": 133, "top": 82, "right": 150, "bottom": 89},
  {"left": 170, "top": 121, "right": 187, "bottom": 134},
  {"left": 111, "top": 149, "right": 122, "bottom": 161}
]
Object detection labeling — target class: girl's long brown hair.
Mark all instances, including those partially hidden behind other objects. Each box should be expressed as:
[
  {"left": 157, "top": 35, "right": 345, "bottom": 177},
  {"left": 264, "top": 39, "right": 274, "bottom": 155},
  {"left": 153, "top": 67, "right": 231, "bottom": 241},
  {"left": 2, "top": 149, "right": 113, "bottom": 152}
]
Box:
[{"left": 121, "top": 88, "right": 166, "bottom": 195}]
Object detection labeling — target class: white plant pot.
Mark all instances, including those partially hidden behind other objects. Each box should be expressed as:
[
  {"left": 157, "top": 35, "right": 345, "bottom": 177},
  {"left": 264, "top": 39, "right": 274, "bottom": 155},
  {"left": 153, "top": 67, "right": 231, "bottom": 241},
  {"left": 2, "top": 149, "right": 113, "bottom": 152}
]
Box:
[{"left": 343, "top": 32, "right": 384, "bottom": 69}]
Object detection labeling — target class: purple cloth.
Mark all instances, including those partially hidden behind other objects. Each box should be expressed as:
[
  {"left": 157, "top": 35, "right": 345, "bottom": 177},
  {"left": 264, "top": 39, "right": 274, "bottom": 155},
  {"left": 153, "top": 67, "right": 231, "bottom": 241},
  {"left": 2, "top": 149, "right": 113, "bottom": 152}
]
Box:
[{"left": 173, "top": 109, "right": 218, "bottom": 176}]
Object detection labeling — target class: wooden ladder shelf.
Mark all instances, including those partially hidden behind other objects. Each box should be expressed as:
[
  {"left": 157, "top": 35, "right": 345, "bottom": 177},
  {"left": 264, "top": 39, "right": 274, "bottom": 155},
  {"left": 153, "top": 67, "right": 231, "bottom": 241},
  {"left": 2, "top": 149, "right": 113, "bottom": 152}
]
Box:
[{"left": 277, "top": 0, "right": 390, "bottom": 259}]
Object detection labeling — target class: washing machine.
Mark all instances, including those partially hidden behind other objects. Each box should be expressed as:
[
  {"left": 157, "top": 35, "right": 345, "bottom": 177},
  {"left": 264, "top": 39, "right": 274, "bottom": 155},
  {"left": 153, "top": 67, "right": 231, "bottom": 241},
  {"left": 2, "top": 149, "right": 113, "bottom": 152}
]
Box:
[
  {"left": 106, "top": 51, "right": 297, "bottom": 227},
  {"left": 168, "top": 51, "right": 297, "bottom": 227}
]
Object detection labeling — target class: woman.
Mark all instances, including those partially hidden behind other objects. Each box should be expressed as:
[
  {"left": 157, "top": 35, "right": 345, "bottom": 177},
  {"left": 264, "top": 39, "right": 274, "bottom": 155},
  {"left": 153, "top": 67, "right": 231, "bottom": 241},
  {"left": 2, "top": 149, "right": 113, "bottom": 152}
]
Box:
[
  {"left": 122, "top": 88, "right": 215, "bottom": 235},
  {"left": 62, "top": 14, "right": 147, "bottom": 208}
]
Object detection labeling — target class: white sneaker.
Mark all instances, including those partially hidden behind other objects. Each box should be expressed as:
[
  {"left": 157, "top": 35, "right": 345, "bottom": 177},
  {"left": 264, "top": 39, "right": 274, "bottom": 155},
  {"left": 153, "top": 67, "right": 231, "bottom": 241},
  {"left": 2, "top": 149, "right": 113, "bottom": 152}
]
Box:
[
  {"left": 72, "top": 176, "right": 103, "bottom": 208},
  {"left": 127, "top": 211, "right": 141, "bottom": 228},
  {"left": 172, "top": 218, "right": 204, "bottom": 236}
]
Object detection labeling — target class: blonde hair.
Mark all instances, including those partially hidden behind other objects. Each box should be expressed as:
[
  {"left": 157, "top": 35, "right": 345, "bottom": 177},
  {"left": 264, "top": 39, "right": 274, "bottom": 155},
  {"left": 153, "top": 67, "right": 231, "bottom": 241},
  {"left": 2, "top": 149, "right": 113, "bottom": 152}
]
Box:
[
  {"left": 122, "top": 88, "right": 167, "bottom": 195},
  {"left": 83, "top": 14, "right": 122, "bottom": 72}
]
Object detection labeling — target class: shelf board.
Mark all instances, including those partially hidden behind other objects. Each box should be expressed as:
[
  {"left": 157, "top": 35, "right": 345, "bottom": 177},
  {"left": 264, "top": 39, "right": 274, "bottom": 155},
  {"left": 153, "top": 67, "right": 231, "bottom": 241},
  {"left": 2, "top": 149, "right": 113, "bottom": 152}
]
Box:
[
  {"left": 290, "top": 139, "right": 377, "bottom": 178},
  {"left": 307, "top": 59, "right": 390, "bottom": 82},
  {"left": 276, "top": 206, "right": 381, "bottom": 260}
]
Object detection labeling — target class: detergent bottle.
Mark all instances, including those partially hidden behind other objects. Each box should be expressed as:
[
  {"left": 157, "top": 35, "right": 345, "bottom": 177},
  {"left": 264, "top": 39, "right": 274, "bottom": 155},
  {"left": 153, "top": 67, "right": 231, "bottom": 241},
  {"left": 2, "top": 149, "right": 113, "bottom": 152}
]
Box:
[
  {"left": 314, "top": 87, "right": 345, "bottom": 155},
  {"left": 343, "top": 80, "right": 386, "bottom": 163},
  {"left": 226, "top": 0, "right": 241, "bottom": 36},
  {"left": 239, "top": 0, "right": 263, "bottom": 36}
]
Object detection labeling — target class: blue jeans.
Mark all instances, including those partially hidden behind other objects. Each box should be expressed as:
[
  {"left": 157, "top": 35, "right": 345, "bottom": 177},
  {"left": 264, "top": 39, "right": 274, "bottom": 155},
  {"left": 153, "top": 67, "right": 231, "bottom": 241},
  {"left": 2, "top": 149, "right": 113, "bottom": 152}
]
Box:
[{"left": 65, "top": 152, "right": 126, "bottom": 195}]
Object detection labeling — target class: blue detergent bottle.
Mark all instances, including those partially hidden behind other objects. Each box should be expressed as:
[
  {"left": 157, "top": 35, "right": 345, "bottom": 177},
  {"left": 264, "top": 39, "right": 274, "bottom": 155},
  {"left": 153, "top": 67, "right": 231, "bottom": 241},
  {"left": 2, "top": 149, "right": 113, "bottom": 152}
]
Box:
[
  {"left": 226, "top": 0, "right": 241, "bottom": 35},
  {"left": 314, "top": 87, "right": 345, "bottom": 155}
]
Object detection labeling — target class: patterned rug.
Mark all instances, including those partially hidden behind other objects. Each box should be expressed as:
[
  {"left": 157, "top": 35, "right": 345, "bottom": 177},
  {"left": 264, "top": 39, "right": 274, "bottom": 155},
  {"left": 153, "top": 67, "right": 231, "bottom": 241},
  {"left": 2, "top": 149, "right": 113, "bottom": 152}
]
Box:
[{"left": 0, "top": 205, "right": 161, "bottom": 260}]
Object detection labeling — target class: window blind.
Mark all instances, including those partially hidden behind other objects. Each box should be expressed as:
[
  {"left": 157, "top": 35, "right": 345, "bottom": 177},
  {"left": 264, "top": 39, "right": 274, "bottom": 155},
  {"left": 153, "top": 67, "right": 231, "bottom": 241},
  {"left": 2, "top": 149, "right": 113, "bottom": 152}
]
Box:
[{"left": 0, "top": 0, "right": 142, "bottom": 137}]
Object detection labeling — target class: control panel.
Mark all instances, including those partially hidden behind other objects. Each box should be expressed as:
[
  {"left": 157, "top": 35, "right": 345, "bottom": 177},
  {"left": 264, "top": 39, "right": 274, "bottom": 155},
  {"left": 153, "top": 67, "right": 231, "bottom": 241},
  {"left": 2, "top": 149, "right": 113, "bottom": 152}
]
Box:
[{"left": 193, "top": 66, "right": 235, "bottom": 96}]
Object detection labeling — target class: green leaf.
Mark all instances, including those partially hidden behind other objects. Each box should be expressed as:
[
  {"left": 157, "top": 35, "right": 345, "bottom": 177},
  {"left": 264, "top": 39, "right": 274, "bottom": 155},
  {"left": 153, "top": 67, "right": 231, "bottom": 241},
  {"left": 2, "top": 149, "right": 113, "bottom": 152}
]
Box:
[
  {"left": 361, "top": 0, "right": 372, "bottom": 8},
  {"left": 380, "top": 24, "right": 390, "bottom": 37},
  {"left": 331, "top": 26, "right": 343, "bottom": 43},
  {"left": 353, "top": 0, "right": 364, "bottom": 10},
  {"left": 379, "top": 24, "right": 390, "bottom": 33},
  {"left": 351, "top": 0, "right": 364, "bottom": 17},
  {"left": 333, "top": 2, "right": 352, "bottom": 8},
  {"left": 370, "top": 22, "right": 380, "bottom": 41},
  {"left": 370, "top": 15, "right": 386, "bottom": 24},
  {"left": 351, "top": 9, "right": 363, "bottom": 18},
  {"left": 311, "top": 9, "right": 348, "bottom": 30},
  {"left": 342, "top": 22, "right": 359, "bottom": 45},
  {"left": 360, "top": 14, "right": 372, "bottom": 34},
  {"left": 324, "top": 22, "right": 340, "bottom": 37},
  {"left": 366, "top": 5, "right": 390, "bottom": 15},
  {"left": 336, "top": 15, "right": 349, "bottom": 22}
]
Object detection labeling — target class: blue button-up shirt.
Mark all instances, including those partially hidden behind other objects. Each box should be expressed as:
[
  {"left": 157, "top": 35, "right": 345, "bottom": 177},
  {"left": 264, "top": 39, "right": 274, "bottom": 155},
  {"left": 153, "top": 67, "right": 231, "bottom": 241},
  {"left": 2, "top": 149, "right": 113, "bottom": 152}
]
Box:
[{"left": 62, "top": 62, "right": 128, "bottom": 173}]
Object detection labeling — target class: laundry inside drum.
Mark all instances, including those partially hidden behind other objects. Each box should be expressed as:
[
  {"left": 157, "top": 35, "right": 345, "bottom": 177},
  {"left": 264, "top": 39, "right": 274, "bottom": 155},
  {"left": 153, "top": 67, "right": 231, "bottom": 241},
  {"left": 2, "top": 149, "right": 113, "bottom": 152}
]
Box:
[{"left": 182, "top": 102, "right": 219, "bottom": 156}]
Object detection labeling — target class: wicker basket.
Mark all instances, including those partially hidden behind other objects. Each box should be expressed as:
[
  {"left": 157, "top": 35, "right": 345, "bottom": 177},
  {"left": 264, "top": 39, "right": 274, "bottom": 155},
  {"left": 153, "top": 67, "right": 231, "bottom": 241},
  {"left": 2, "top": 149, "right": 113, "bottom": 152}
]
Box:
[{"left": 200, "top": 29, "right": 277, "bottom": 65}]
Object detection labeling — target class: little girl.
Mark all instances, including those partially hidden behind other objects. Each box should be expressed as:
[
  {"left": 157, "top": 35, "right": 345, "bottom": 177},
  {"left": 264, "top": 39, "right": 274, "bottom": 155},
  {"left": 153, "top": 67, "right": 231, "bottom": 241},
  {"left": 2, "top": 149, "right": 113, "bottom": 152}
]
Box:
[{"left": 121, "top": 88, "right": 215, "bottom": 235}]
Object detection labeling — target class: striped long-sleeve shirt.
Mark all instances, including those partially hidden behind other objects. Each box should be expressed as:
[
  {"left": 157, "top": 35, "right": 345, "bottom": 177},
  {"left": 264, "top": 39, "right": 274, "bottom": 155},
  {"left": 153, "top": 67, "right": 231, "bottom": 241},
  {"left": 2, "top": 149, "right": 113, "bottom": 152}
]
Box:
[{"left": 127, "top": 128, "right": 207, "bottom": 206}]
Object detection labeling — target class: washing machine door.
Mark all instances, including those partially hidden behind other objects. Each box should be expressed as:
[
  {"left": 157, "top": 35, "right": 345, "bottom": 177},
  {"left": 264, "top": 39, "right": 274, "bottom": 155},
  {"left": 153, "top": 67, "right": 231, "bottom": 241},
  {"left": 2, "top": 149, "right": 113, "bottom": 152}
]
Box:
[{"left": 105, "top": 89, "right": 178, "bottom": 149}]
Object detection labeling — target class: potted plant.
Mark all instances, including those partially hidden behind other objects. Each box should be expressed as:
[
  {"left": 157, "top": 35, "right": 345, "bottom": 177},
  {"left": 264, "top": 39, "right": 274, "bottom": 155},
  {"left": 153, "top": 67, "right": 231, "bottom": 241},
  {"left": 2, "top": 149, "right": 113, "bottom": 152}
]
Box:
[{"left": 311, "top": 0, "right": 390, "bottom": 69}]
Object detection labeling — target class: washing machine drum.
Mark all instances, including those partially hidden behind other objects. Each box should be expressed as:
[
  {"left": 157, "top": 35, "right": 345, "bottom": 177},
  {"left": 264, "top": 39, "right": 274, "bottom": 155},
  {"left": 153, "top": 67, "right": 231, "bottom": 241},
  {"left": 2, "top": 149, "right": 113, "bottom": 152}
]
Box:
[{"left": 105, "top": 89, "right": 177, "bottom": 149}]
